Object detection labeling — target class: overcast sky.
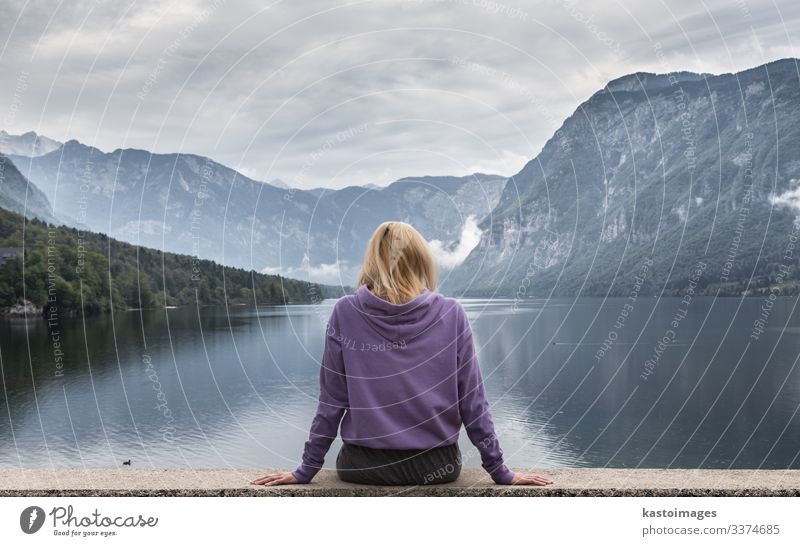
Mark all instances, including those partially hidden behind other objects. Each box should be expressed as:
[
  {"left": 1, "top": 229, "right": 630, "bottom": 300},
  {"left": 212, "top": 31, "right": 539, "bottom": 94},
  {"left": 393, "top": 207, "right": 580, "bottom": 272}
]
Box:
[{"left": 1, "top": 0, "right": 797, "bottom": 188}]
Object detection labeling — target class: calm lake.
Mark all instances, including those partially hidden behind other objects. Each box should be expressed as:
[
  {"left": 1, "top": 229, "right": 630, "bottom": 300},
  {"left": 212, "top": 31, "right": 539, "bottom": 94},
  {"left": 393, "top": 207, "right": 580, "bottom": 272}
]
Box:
[{"left": 1, "top": 296, "right": 799, "bottom": 470}]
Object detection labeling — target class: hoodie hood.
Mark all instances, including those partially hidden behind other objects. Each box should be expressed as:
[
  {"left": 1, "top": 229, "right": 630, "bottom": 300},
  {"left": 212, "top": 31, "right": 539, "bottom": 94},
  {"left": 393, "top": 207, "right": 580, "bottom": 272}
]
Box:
[{"left": 351, "top": 285, "right": 446, "bottom": 342}]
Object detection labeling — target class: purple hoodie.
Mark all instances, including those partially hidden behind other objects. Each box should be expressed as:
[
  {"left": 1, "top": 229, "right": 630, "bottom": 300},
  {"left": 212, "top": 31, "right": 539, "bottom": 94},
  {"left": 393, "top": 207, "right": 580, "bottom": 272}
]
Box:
[{"left": 291, "top": 284, "right": 515, "bottom": 485}]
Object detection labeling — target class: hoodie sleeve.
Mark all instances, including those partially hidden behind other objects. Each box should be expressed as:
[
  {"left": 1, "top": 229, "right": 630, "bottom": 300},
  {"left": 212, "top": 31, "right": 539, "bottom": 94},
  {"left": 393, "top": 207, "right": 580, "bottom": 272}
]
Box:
[
  {"left": 291, "top": 305, "right": 349, "bottom": 484},
  {"left": 455, "top": 303, "right": 515, "bottom": 485}
]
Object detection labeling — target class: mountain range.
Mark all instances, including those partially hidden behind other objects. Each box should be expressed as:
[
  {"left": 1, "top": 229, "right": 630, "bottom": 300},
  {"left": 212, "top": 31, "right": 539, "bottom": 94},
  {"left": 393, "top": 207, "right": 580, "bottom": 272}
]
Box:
[
  {"left": 3, "top": 58, "right": 799, "bottom": 297},
  {"left": 446, "top": 57, "right": 800, "bottom": 297},
  {"left": 6, "top": 139, "right": 505, "bottom": 284}
]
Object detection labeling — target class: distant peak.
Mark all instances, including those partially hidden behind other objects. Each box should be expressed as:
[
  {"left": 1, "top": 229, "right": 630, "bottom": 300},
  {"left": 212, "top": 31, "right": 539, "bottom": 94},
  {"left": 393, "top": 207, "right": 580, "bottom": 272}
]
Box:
[
  {"left": 468, "top": 172, "right": 506, "bottom": 179},
  {"left": 60, "top": 139, "right": 106, "bottom": 155},
  {"left": 602, "top": 70, "right": 709, "bottom": 95},
  {"left": 268, "top": 178, "right": 290, "bottom": 189},
  {"left": 598, "top": 57, "right": 800, "bottom": 97},
  {"left": 0, "top": 129, "right": 63, "bottom": 157},
  {"left": 395, "top": 172, "right": 504, "bottom": 183}
]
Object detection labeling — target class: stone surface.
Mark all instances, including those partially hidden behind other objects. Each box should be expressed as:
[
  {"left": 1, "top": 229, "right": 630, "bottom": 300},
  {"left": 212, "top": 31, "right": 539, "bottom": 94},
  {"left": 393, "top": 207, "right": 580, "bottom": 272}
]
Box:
[{"left": 1, "top": 468, "right": 799, "bottom": 496}]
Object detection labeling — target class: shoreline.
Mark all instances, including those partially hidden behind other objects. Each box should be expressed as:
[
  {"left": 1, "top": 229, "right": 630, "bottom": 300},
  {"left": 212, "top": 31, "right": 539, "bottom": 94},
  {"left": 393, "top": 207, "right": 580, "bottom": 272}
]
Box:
[
  {"left": 4, "top": 293, "right": 795, "bottom": 319},
  {"left": 0, "top": 299, "right": 339, "bottom": 319}
]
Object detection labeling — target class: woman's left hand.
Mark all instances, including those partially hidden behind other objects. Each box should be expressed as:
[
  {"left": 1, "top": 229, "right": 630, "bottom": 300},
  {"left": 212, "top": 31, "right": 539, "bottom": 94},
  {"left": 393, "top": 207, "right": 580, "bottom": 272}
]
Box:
[{"left": 250, "top": 471, "right": 300, "bottom": 486}]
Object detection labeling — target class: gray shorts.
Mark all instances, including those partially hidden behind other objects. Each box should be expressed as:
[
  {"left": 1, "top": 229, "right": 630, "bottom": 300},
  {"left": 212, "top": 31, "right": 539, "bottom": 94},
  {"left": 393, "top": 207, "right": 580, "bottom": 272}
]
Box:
[{"left": 335, "top": 441, "right": 462, "bottom": 486}]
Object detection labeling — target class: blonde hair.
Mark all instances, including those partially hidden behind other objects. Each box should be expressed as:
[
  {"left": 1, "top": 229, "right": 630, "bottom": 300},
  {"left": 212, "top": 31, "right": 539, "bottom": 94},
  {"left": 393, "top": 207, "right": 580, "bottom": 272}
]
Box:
[{"left": 356, "top": 221, "right": 437, "bottom": 304}]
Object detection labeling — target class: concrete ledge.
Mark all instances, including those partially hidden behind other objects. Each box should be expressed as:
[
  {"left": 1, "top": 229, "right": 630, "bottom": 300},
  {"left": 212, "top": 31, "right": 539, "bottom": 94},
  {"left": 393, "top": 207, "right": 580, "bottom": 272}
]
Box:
[{"left": 2, "top": 468, "right": 800, "bottom": 497}]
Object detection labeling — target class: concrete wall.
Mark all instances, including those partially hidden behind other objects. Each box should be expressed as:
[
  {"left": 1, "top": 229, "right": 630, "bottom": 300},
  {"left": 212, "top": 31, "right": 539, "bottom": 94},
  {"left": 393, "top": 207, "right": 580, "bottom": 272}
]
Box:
[{"left": 2, "top": 468, "right": 799, "bottom": 496}]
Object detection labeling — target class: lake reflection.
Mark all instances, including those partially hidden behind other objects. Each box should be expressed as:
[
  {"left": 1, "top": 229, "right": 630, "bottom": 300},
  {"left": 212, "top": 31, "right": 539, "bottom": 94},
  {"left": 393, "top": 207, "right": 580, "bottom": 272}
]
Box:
[{"left": 1, "top": 297, "right": 799, "bottom": 470}]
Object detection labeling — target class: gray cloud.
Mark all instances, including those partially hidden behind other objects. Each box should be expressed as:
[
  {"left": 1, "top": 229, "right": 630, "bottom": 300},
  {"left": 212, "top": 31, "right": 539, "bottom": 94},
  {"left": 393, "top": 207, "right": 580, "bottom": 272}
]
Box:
[{"left": 1, "top": 0, "right": 797, "bottom": 188}]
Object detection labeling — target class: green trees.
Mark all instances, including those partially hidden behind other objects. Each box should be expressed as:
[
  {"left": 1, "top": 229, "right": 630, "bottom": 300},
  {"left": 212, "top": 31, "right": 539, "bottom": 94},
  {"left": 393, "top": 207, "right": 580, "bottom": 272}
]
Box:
[{"left": 0, "top": 208, "right": 333, "bottom": 314}]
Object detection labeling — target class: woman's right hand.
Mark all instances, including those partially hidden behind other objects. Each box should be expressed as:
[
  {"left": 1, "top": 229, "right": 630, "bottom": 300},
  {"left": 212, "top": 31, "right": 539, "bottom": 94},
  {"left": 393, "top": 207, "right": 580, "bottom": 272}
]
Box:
[{"left": 510, "top": 472, "right": 553, "bottom": 486}]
